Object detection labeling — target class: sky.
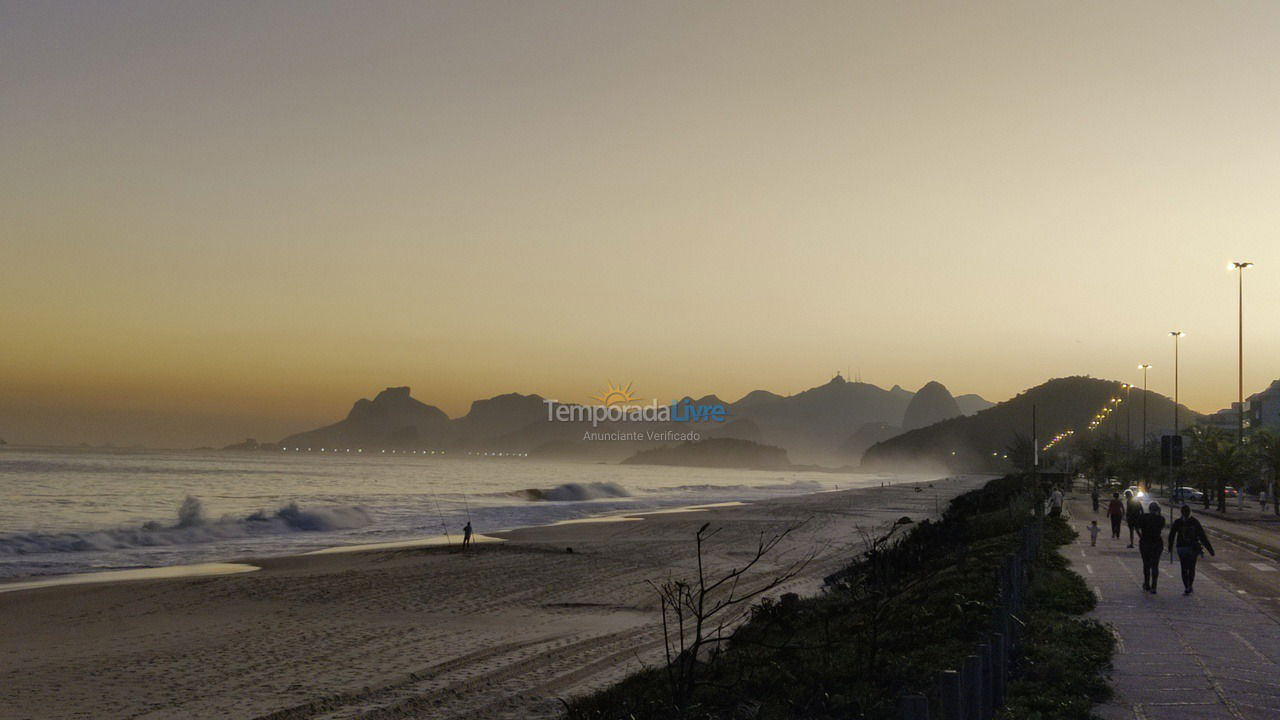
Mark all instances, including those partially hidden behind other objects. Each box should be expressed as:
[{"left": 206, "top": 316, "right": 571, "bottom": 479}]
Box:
[{"left": 4, "top": 1, "right": 1280, "bottom": 447}]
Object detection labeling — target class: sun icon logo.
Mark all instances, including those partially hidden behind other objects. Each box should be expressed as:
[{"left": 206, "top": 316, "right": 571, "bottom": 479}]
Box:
[{"left": 593, "top": 381, "right": 641, "bottom": 407}]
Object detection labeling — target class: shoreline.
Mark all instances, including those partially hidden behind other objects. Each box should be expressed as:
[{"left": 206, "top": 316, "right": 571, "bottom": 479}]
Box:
[
  {"left": 0, "top": 474, "right": 901, "bottom": 590},
  {"left": 0, "top": 474, "right": 992, "bottom": 720}
]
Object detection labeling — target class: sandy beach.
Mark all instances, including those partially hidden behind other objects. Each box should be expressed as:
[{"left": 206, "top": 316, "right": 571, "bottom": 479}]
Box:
[{"left": 0, "top": 475, "right": 989, "bottom": 720}]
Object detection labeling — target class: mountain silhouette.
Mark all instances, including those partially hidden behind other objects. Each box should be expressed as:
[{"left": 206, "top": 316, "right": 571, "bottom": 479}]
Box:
[
  {"left": 956, "top": 393, "right": 996, "bottom": 415},
  {"left": 840, "top": 421, "right": 903, "bottom": 459},
  {"left": 727, "top": 374, "right": 912, "bottom": 463},
  {"left": 861, "top": 376, "right": 1204, "bottom": 471},
  {"left": 733, "top": 389, "right": 785, "bottom": 408},
  {"left": 902, "top": 381, "right": 963, "bottom": 430},
  {"left": 453, "top": 392, "right": 547, "bottom": 442},
  {"left": 269, "top": 377, "right": 993, "bottom": 461},
  {"left": 279, "top": 387, "right": 452, "bottom": 449}
]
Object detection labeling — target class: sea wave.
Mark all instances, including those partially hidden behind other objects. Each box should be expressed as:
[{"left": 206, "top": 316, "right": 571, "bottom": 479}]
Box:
[
  {"left": 517, "top": 482, "right": 631, "bottom": 502},
  {"left": 0, "top": 497, "right": 372, "bottom": 556},
  {"left": 643, "top": 479, "right": 825, "bottom": 493}
]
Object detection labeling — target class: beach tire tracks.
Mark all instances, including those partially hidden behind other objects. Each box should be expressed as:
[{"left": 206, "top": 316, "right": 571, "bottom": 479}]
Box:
[
  {"left": 249, "top": 628, "right": 663, "bottom": 720},
  {"left": 247, "top": 636, "right": 554, "bottom": 720}
]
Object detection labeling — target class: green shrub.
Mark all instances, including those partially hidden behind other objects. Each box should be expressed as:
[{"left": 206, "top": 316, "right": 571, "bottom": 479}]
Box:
[{"left": 563, "top": 481, "right": 1112, "bottom": 720}]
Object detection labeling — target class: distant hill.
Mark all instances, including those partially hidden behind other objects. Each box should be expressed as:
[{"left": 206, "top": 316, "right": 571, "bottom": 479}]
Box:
[
  {"left": 278, "top": 387, "right": 452, "bottom": 449},
  {"left": 727, "top": 374, "right": 913, "bottom": 463},
  {"left": 956, "top": 393, "right": 995, "bottom": 416},
  {"left": 733, "top": 389, "right": 785, "bottom": 408},
  {"left": 452, "top": 393, "right": 547, "bottom": 444},
  {"left": 861, "top": 376, "right": 1204, "bottom": 471},
  {"left": 840, "top": 421, "right": 903, "bottom": 459},
  {"left": 265, "top": 377, "right": 995, "bottom": 461},
  {"left": 621, "top": 438, "right": 790, "bottom": 470},
  {"left": 888, "top": 384, "right": 915, "bottom": 402},
  {"left": 902, "top": 381, "right": 963, "bottom": 430}
]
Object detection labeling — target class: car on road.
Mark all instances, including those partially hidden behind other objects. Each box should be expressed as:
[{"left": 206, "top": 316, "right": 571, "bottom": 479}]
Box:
[
  {"left": 1224, "top": 486, "right": 1239, "bottom": 498},
  {"left": 1171, "top": 486, "right": 1204, "bottom": 504}
]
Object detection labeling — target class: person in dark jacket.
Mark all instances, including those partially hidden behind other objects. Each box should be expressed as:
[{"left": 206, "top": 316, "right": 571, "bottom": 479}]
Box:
[
  {"left": 1107, "top": 492, "right": 1125, "bottom": 539},
  {"left": 1135, "top": 502, "right": 1165, "bottom": 593},
  {"left": 1167, "top": 505, "right": 1215, "bottom": 594},
  {"left": 1125, "top": 490, "right": 1143, "bottom": 548}
]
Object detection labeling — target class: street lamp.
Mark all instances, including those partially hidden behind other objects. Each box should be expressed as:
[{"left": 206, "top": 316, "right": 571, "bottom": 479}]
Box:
[
  {"left": 1170, "top": 331, "right": 1184, "bottom": 436},
  {"left": 1232, "top": 261, "right": 1253, "bottom": 448},
  {"left": 1122, "top": 383, "right": 1132, "bottom": 447},
  {"left": 1169, "top": 331, "right": 1184, "bottom": 497},
  {"left": 1138, "top": 364, "right": 1152, "bottom": 451}
]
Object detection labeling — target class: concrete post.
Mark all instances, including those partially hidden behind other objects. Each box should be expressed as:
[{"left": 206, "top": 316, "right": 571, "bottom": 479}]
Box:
[
  {"left": 992, "top": 632, "right": 1007, "bottom": 707},
  {"left": 978, "top": 642, "right": 993, "bottom": 719},
  {"left": 899, "top": 694, "right": 929, "bottom": 720},
  {"left": 963, "top": 654, "right": 981, "bottom": 720},
  {"left": 938, "top": 669, "right": 964, "bottom": 720}
]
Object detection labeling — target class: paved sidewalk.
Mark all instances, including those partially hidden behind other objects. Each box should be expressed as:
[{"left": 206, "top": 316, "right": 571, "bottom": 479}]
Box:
[{"left": 1064, "top": 500, "right": 1280, "bottom": 720}]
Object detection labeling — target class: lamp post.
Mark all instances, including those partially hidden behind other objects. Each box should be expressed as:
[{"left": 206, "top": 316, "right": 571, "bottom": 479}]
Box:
[
  {"left": 1170, "top": 331, "right": 1184, "bottom": 498},
  {"left": 1111, "top": 397, "right": 1122, "bottom": 442},
  {"left": 1138, "top": 364, "right": 1151, "bottom": 454},
  {"left": 1232, "top": 262, "right": 1253, "bottom": 448},
  {"left": 1123, "top": 383, "right": 1132, "bottom": 447},
  {"left": 1170, "top": 332, "right": 1184, "bottom": 436}
]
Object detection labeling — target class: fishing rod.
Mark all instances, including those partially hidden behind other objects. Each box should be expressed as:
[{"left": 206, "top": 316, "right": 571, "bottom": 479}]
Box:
[
  {"left": 463, "top": 493, "right": 472, "bottom": 523},
  {"left": 430, "top": 490, "right": 451, "bottom": 547}
]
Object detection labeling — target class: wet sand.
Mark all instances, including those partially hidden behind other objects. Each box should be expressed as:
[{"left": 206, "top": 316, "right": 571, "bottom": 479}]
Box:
[{"left": 0, "top": 475, "right": 989, "bottom": 720}]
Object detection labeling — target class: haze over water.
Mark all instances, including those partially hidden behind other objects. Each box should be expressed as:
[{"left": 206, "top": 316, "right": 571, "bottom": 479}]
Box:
[{"left": 0, "top": 448, "right": 938, "bottom": 579}]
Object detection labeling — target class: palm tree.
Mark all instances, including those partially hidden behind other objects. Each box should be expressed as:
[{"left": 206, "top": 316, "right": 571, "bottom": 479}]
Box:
[
  {"left": 1187, "top": 426, "right": 1244, "bottom": 512},
  {"left": 1253, "top": 429, "right": 1280, "bottom": 517}
]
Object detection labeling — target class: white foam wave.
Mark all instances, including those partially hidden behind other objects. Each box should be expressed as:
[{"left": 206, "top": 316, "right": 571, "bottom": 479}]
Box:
[
  {"left": 519, "top": 482, "right": 631, "bottom": 502},
  {"left": 0, "top": 497, "right": 372, "bottom": 556}
]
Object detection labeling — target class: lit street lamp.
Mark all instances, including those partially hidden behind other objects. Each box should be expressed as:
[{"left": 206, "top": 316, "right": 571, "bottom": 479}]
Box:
[
  {"left": 1170, "top": 331, "right": 1184, "bottom": 437},
  {"left": 1232, "top": 261, "right": 1253, "bottom": 448},
  {"left": 1123, "top": 383, "right": 1132, "bottom": 447},
  {"left": 1138, "top": 363, "right": 1152, "bottom": 451}
]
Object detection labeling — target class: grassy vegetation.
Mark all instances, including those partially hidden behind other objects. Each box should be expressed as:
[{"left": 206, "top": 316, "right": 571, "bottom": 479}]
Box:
[
  {"left": 996, "top": 517, "right": 1114, "bottom": 720},
  {"left": 564, "top": 477, "right": 1112, "bottom": 719}
]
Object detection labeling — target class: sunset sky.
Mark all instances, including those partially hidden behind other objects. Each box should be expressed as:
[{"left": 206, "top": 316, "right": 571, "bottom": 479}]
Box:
[{"left": 5, "top": 1, "right": 1280, "bottom": 447}]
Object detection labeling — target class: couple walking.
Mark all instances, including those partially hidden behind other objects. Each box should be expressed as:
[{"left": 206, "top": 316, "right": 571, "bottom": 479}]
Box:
[
  {"left": 1132, "top": 502, "right": 1215, "bottom": 594},
  {"left": 1104, "top": 490, "right": 1146, "bottom": 547}
]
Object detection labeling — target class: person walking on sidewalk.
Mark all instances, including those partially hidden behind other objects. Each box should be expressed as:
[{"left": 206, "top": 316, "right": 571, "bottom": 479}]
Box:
[
  {"left": 1048, "top": 487, "right": 1064, "bottom": 517},
  {"left": 1125, "top": 490, "right": 1143, "bottom": 548},
  {"left": 1136, "top": 502, "right": 1165, "bottom": 593},
  {"left": 1107, "top": 492, "right": 1125, "bottom": 539},
  {"left": 1167, "top": 505, "right": 1215, "bottom": 595}
]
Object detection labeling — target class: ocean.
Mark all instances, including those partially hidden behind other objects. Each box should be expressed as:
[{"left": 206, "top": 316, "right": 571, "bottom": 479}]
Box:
[{"left": 0, "top": 447, "right": 933, "bottom": 579}]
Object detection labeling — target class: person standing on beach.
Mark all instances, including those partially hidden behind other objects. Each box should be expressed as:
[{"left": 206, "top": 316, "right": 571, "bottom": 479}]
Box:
[
  {"left": 1168, "top": 505, "right": 1214, "bottom": 595},
  {"left": 1124, "top": 490, "right": 1143, "bottom": 548},
  {"left": 462, "top": 521, "right": 473, "bottom": 550},
  {"left": 1107, "top": 493, "right": 1125, "bottom": 539},
  {"left": 1136, "top": 502, "right": 1165, "bottom": 593}
]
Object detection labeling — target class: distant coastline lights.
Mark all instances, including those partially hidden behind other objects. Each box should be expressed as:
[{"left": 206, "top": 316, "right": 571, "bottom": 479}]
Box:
[{"left": 280, "top": 447, "right": 526, "bottom": 457}]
